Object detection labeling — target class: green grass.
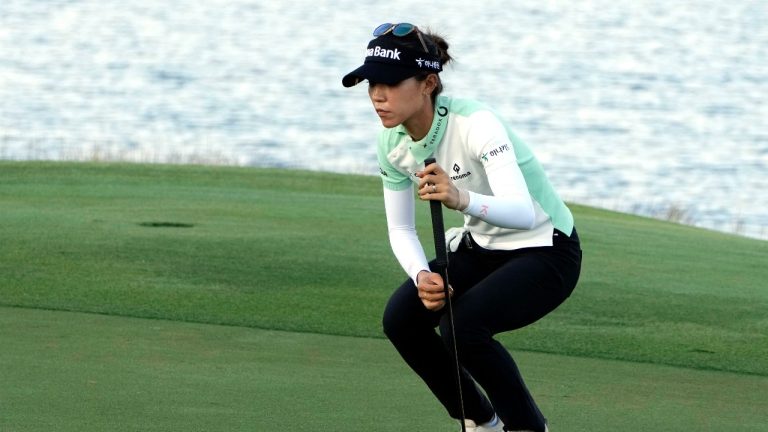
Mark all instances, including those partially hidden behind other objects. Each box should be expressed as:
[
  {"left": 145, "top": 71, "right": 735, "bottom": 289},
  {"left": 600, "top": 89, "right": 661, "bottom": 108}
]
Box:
[
  {"left": 2, "top": 306, "right": 766, "bottom": 432},
  {"left": 1, "top": 161, "right": 767, "bottom": 431}
]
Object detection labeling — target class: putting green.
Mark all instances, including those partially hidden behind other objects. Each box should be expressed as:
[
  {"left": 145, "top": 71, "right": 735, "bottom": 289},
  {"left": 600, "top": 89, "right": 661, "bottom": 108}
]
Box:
[{"left": 1, "top": 306, "right": 765, "bottom": 432}]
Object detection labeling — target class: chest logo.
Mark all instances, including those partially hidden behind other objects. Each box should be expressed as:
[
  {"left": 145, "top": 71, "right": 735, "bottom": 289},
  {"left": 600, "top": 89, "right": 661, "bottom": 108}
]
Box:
[{"left": 450, "top": 162, "right": 472, "bottom": 181}]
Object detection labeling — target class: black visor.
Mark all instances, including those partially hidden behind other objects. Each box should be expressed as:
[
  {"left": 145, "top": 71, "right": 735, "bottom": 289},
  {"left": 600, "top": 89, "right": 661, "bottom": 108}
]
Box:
[{"left": 342, "top": 33, "right": 442, "bottom": 87}]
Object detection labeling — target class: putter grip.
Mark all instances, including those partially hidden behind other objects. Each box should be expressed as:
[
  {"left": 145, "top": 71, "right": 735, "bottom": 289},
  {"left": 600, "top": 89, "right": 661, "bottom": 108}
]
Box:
[{"left": 424, "top": 158, "right": 448, "bottom": 267}]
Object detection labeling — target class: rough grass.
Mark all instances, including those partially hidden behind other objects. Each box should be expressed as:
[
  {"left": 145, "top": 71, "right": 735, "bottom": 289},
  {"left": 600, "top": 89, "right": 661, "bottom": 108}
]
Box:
[{"left": 1, "top": 161, "right": 765, "bottom": 375}]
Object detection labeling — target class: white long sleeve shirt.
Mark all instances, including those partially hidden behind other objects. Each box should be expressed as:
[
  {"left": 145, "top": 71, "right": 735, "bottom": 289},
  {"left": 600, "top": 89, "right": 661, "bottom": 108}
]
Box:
[{"left": 378, "top": 95, "right": 574, "bottom": 282}]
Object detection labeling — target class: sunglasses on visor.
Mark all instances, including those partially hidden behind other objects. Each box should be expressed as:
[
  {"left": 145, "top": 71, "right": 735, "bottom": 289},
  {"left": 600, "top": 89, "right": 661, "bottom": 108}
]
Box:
[{"left": 373, "top": 22, "right": 429, "bottom": 53}]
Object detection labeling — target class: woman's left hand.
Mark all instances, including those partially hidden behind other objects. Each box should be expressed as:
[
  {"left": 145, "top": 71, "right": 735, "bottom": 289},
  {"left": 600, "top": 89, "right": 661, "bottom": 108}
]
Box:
[{"left": 417, "top": 161, "right": 461, "bottom": 209}]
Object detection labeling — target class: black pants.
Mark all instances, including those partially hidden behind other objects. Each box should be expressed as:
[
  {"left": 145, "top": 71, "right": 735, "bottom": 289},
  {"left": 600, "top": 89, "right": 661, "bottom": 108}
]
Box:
[{"left": 382, "top": 228, "right": 582, "bottom": 432}]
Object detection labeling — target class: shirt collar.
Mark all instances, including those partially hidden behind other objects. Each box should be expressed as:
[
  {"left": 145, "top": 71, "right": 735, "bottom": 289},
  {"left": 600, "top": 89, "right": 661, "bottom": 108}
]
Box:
[{"left": 395, "top": 95, "right": 450, "bottom": 164}]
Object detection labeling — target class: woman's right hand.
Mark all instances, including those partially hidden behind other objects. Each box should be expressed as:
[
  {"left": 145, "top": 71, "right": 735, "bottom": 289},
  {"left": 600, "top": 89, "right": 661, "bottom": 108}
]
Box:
[{"left": 416, "top": 270, "right": 452, "bottom": 311}]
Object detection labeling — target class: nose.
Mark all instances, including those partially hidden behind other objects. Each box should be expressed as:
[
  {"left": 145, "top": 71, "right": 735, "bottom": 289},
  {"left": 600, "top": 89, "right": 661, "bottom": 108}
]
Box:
[{"left": 369, "top": 83, "right": 386, "bottom": 102}]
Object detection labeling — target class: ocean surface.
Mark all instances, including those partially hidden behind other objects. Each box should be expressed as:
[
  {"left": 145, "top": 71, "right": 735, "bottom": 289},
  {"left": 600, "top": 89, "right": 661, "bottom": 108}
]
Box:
[{"left": 1, "top": 0, "right": 766, "bottom": 239}]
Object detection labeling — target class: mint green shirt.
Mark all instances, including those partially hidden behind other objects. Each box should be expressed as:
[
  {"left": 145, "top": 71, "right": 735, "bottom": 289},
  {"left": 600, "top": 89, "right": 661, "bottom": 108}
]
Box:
[{"left": 377, "top": 95, "right": 573, "bottom": 249}]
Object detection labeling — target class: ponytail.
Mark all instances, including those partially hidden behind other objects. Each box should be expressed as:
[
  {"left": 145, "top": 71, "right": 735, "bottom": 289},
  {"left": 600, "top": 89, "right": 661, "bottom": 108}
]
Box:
[{"left": 416, "top": 30, "right": 454, "bottom": 105}]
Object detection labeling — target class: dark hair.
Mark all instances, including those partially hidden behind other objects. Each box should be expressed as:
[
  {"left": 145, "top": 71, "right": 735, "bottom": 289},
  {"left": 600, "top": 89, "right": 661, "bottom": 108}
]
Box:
[{"left": 400, "top": 29, "right": 454, "bottom": 105}]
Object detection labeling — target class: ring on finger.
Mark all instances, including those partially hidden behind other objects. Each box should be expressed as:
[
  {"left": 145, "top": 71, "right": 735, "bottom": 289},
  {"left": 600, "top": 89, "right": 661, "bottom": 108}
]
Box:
[{"left": 432, "top": 184, "right": 437, "bottom": 193}]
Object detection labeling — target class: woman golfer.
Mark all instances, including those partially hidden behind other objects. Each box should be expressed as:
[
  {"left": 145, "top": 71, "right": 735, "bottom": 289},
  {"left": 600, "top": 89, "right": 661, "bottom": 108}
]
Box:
[{"left": 342, "top": 23, "right": 581, "bottom": 432}]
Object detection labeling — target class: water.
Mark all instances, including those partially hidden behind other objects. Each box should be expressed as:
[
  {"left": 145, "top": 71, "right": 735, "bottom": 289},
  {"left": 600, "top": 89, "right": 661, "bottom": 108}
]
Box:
[{"left": 1, "top": 0, "right": 766, "bottom": 239}]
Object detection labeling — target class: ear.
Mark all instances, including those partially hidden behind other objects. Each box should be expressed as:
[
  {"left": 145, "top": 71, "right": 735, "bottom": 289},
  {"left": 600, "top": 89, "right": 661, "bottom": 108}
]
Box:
[
  {"left": 423, "top": 74, "right": 439, "bottom": 95},
  {"left": 427, "top": 74, "right": 439, "bottom": 94}
]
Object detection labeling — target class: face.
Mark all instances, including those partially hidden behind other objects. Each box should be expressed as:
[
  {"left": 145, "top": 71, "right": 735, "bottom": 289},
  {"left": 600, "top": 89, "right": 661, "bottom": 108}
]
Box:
[{"left": 368, "top": 77, "right": 433, "bottom": 129}]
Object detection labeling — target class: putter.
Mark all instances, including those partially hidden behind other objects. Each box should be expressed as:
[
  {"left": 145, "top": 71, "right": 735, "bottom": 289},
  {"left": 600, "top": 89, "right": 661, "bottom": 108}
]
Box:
[{"left": 424, "top": 157, "right": 467, "bottom": 432}]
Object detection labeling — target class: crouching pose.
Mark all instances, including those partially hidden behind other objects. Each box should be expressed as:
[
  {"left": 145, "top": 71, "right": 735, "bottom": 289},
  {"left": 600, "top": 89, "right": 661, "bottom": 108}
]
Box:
[{"left": 342, "top": 23, "right": 582, "bottom": 432}]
